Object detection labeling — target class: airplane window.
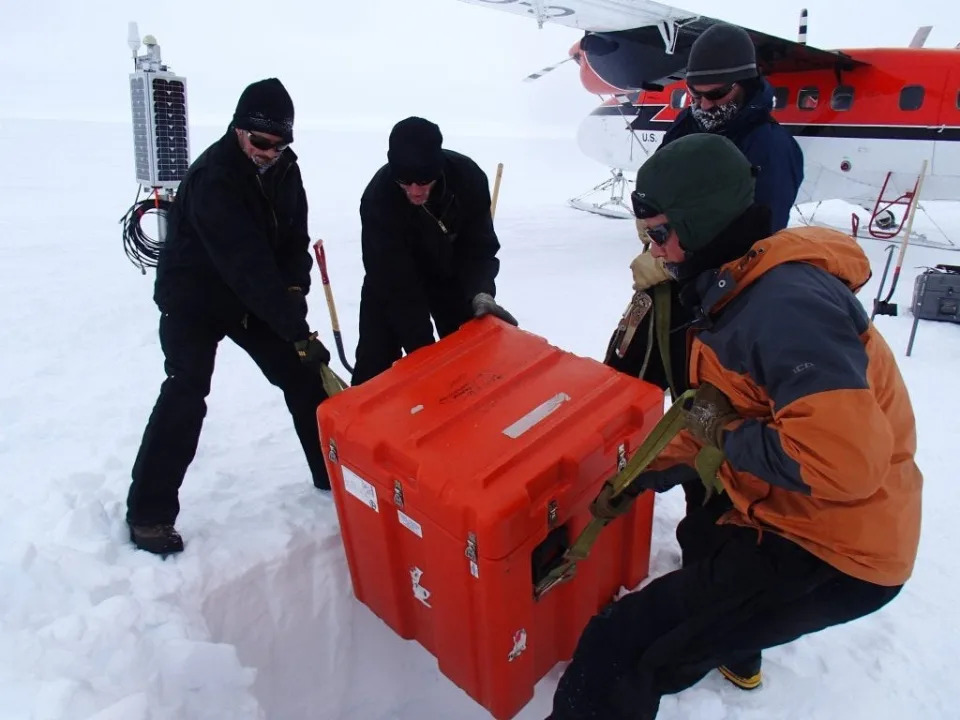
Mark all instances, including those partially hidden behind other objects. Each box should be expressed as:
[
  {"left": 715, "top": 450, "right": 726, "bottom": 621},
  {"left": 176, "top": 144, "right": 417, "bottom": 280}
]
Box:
[
  {"left": 798, "top": 87, "right": 819, "bottom": 111},
  {"left": 956, "top": 90, "right": 960, "bottom": 109},
  {"left": 670, "top": 88, "right": 688, "bottom": 109},
  {"left": 772, "top": 87, "right": 788, "bottom": 111},
  {"left": 831, "top": 86, "right": 855, "bottom": 111},
  {"left": 900, "top": 85, "right": 925, "bottom": 111}
]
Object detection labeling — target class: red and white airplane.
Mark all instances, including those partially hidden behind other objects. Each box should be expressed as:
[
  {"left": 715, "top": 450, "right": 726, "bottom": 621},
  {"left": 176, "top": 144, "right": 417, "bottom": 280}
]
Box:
[{"left": 458, "top": 0, "right": 960, "bottom": 245}]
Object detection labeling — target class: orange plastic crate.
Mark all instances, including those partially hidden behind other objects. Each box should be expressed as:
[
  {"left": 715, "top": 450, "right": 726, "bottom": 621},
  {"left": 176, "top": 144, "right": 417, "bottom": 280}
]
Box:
[{"left": 317, "top": 317, "right": 663, "bottom": 719}]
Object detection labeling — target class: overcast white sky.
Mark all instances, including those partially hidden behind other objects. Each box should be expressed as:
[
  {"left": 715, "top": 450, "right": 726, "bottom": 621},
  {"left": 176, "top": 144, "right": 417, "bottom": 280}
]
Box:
[{"left": 2, "top": 0, "right": 957, "bottom": 134}]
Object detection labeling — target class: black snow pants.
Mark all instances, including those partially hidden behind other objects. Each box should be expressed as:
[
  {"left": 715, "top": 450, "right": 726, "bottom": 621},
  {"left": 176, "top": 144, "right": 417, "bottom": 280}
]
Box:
[
  {"left": 350, "top": 279, "right": 473, "bottom": 386},
  {"left": 548, "top": 502, "right": 903, "bottom": 720},
  {"left": 127, "top": 310, "right": 330, "bottom": 526}
]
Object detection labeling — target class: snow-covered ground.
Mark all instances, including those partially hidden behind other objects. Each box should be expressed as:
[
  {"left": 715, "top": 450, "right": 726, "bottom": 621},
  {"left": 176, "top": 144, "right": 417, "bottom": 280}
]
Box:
[{"left": 2, "top": 115, "right": 959, "bottom": 720}]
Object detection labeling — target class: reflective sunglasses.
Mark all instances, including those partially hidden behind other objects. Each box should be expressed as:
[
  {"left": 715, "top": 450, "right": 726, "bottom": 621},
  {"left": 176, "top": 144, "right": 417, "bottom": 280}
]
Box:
[
  {"left": 644, "top": 222, "right": 672, "bottom": 246},
  {"left": 686, "top": 83, "right": 736, "bottom": 102},
  {"left": 631, "top": 191, "right": 671, "bottom": 246},
  {"left": 246, "top": 131, "right": 289, "bottom": 153}
]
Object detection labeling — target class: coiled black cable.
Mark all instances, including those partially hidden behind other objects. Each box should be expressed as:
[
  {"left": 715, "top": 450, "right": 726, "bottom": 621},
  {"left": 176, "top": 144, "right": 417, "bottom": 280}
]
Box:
[{"left": 120, "top": 189, "right": 174, "bottom": 273}]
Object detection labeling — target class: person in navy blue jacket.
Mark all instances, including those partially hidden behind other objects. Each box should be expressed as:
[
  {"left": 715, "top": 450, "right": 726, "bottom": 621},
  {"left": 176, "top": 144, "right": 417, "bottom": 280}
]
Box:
[{"left": 658, "top": 25, "right": 803, "bottom": 232}]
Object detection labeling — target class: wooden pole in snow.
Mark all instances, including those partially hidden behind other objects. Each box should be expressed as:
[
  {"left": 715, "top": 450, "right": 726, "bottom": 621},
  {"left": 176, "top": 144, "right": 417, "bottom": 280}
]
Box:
[{"left": 490, "top": 163, "right": 504, "bottom": 219}]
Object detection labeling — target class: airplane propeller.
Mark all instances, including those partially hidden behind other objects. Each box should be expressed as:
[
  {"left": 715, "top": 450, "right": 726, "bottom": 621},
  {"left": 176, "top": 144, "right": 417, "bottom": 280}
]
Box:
[{"left": 522, "top": 54, "right": 577, "bottom": 83}]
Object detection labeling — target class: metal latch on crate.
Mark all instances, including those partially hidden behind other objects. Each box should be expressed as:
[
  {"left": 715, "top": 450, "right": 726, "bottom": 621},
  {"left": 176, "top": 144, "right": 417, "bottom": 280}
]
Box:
[
  {"left": 394, "top": 480, "right": 405, "bottom": 508},
  {"left": 465, "top": 531, "right": 480, "bottom": 578},
  {"left": 465, "top": 532, "right": 478, "bottom": 562},
  {"left": 547, "top": 499, "right": 558, "bottom": 528},
  {"left": 328, "top": 439, "right": 339, "bottom": 463}
]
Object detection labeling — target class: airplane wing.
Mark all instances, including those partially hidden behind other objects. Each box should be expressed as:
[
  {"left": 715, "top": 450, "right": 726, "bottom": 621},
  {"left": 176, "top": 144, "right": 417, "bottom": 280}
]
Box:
[
  {"left": 457, "top": 0, "right": 867, "bottom": 88},
  {"left": 455, "top": 0, "right": 692, "bottom": 32}
]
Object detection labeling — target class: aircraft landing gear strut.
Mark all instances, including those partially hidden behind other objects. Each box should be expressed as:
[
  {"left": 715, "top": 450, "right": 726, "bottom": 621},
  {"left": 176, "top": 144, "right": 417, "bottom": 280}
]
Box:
[{"left": 568, "top": 168, "right": 634, "bottom": 219}]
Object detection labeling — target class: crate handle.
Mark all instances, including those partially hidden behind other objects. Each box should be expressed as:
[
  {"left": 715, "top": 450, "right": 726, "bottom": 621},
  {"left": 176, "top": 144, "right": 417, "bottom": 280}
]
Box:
[{"left": 531, "top": 525, "right": 570, "bottom": 590}]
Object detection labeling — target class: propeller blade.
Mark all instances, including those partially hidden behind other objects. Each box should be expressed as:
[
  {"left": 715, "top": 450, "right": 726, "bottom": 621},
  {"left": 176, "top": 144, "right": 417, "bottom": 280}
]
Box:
[
  {"left": 909, "top": 25, "right": 932, "bottom": 48},
  {"left": 522, "top": 55, "right": 574, "bottom": 83}
]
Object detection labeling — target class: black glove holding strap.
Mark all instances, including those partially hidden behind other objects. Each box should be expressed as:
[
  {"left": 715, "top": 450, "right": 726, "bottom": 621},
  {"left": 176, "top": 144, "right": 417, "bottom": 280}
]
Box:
[{"left": 294, "top": 331, "right": 331, "bottom": 370}]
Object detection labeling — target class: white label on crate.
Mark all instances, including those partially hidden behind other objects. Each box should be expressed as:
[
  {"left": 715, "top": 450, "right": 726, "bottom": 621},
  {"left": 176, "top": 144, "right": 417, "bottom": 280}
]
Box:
[
  {"left": 502, "top": 392, "right": 571, "bottom": 439},
  {"left": 507, "top": 629, "right": 527, "bottom": 662},
  {"left": 397, "top": 509, "right": 423, "bottom": 538},
  {"left": 469, "top": 561, "right": 479, "bottom": 579},
  {"left": 342, "top": 466, "right": 379, "bottom": 512},
  {"left": 410, "top": 567, "right": 432, "bottom": 607}
]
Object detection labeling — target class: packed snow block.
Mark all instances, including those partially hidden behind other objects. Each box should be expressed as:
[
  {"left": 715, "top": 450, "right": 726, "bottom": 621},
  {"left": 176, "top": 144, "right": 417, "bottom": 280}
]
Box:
[{"left": 316, "top": 316, "right": 663, "bottom": 720}]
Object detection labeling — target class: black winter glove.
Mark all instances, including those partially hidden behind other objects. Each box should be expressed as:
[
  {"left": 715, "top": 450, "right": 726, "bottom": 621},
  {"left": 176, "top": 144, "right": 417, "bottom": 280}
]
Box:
[
  {"left": 294, "top": 331, "right": 331, "bottom": 371},
  {"left": 471, "top": 292, "right": 518, "bottom": 326},
  {"left": 590, "top": 482, "right": 639, "bottom": 522}
]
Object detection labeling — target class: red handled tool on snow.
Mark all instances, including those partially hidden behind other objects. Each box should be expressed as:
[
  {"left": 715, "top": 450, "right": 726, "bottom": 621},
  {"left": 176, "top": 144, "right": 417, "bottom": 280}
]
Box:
[{"left": 313, "top": 239, "right": 354, "bottom": 374}]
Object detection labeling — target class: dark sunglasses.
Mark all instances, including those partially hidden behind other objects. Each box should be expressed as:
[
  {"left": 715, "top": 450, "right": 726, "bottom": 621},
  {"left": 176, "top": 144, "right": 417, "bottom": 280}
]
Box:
[
  {"left": 395, "top": 177, "right": 437, "bottom": 187},
  {"left": 686, "top": 83, "right": 736, "bottom": 101},
  {"left": 246, "top": 131, "right": 289, "bottom": 153},
  {"left": 630, "top": 191, "right": 671, "bottom": 246}
]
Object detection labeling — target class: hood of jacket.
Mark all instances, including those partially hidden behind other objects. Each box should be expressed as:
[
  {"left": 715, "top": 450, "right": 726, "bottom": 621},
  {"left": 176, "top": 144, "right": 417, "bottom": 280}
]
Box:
[{"left": 689, "top": 225, "right": 873, "bottom": 320}]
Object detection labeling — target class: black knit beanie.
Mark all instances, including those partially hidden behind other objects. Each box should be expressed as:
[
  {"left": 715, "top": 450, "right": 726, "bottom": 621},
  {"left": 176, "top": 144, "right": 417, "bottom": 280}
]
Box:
[
  {"left": 387, "top": 117, "right": 444, "bottom": 184},
  {"left": 633, "top": 133, "right": 755, "bottom": 253},
  {"left": 232, "top": 78, "right": 294, "bottom": 144},
  {"left": 685, "top": 24, "right": 758, "bottom": 86}
]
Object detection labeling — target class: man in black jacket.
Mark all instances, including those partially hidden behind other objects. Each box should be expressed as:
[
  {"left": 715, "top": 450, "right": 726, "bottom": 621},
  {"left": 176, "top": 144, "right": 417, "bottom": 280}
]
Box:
[
  {"left": 350, "top": 117, "right": 516, "bottom": 386},
  {"left": 126, "top": 78, "right": 333, "bottom": 555}
]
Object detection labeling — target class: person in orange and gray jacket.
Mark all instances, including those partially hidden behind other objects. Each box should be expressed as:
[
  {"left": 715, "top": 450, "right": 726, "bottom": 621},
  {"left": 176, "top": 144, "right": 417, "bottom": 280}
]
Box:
[
  {"left": 605, "top": 39, "right": 804, "bottom": 688},
  {"left": 548, "top": 133, "right": 922, "bottom": 720}
]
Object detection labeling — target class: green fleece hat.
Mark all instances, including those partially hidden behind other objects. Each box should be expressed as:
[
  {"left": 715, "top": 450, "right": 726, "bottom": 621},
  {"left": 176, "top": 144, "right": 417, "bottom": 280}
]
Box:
[{"left": 633, "top": 134, "right": 755, "bottom": 253}]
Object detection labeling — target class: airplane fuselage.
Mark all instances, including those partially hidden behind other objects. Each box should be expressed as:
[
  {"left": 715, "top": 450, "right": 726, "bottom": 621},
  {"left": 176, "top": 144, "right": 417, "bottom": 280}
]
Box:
[{"left": 577, "top": 48, "right": 960, "bottom": 207}]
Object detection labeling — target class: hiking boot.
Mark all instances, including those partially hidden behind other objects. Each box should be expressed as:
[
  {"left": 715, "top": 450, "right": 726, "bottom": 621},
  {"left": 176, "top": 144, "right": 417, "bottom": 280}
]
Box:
[
  {"left": 718, "top": 654, "right": 763, "bottom": 690},
  {"left": 128, "top": 523, "right": 184, "bottom": 555}
]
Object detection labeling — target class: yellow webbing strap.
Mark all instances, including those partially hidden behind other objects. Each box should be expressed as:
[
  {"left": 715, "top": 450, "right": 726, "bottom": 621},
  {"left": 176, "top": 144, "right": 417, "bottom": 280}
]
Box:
[
  {"left": 320, "top": 364, "right": 349, "bottom": 397},
  {"left": 533, "top": 388, "right": 696, "bottom": 600}
]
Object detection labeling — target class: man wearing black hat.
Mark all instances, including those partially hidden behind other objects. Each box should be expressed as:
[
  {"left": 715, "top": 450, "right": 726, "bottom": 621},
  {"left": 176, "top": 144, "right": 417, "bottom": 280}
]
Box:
[
  {"left": 350, "top": 116, "right": 515, "bottom": 386},
  {"left": 550, "top": 133, "right": 920, "bottom": 720},
  {"left": 126, "top": 78, "right": 334, "bottom": 555},
  {"left": 666, "top": 22, "right": 803, "bottom": 231}
]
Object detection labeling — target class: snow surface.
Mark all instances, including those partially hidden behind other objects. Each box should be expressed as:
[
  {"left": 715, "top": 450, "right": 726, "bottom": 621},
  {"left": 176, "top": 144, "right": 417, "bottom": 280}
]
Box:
[{"left": 2, "top": 116, "right": 959, "bottom": 720}]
